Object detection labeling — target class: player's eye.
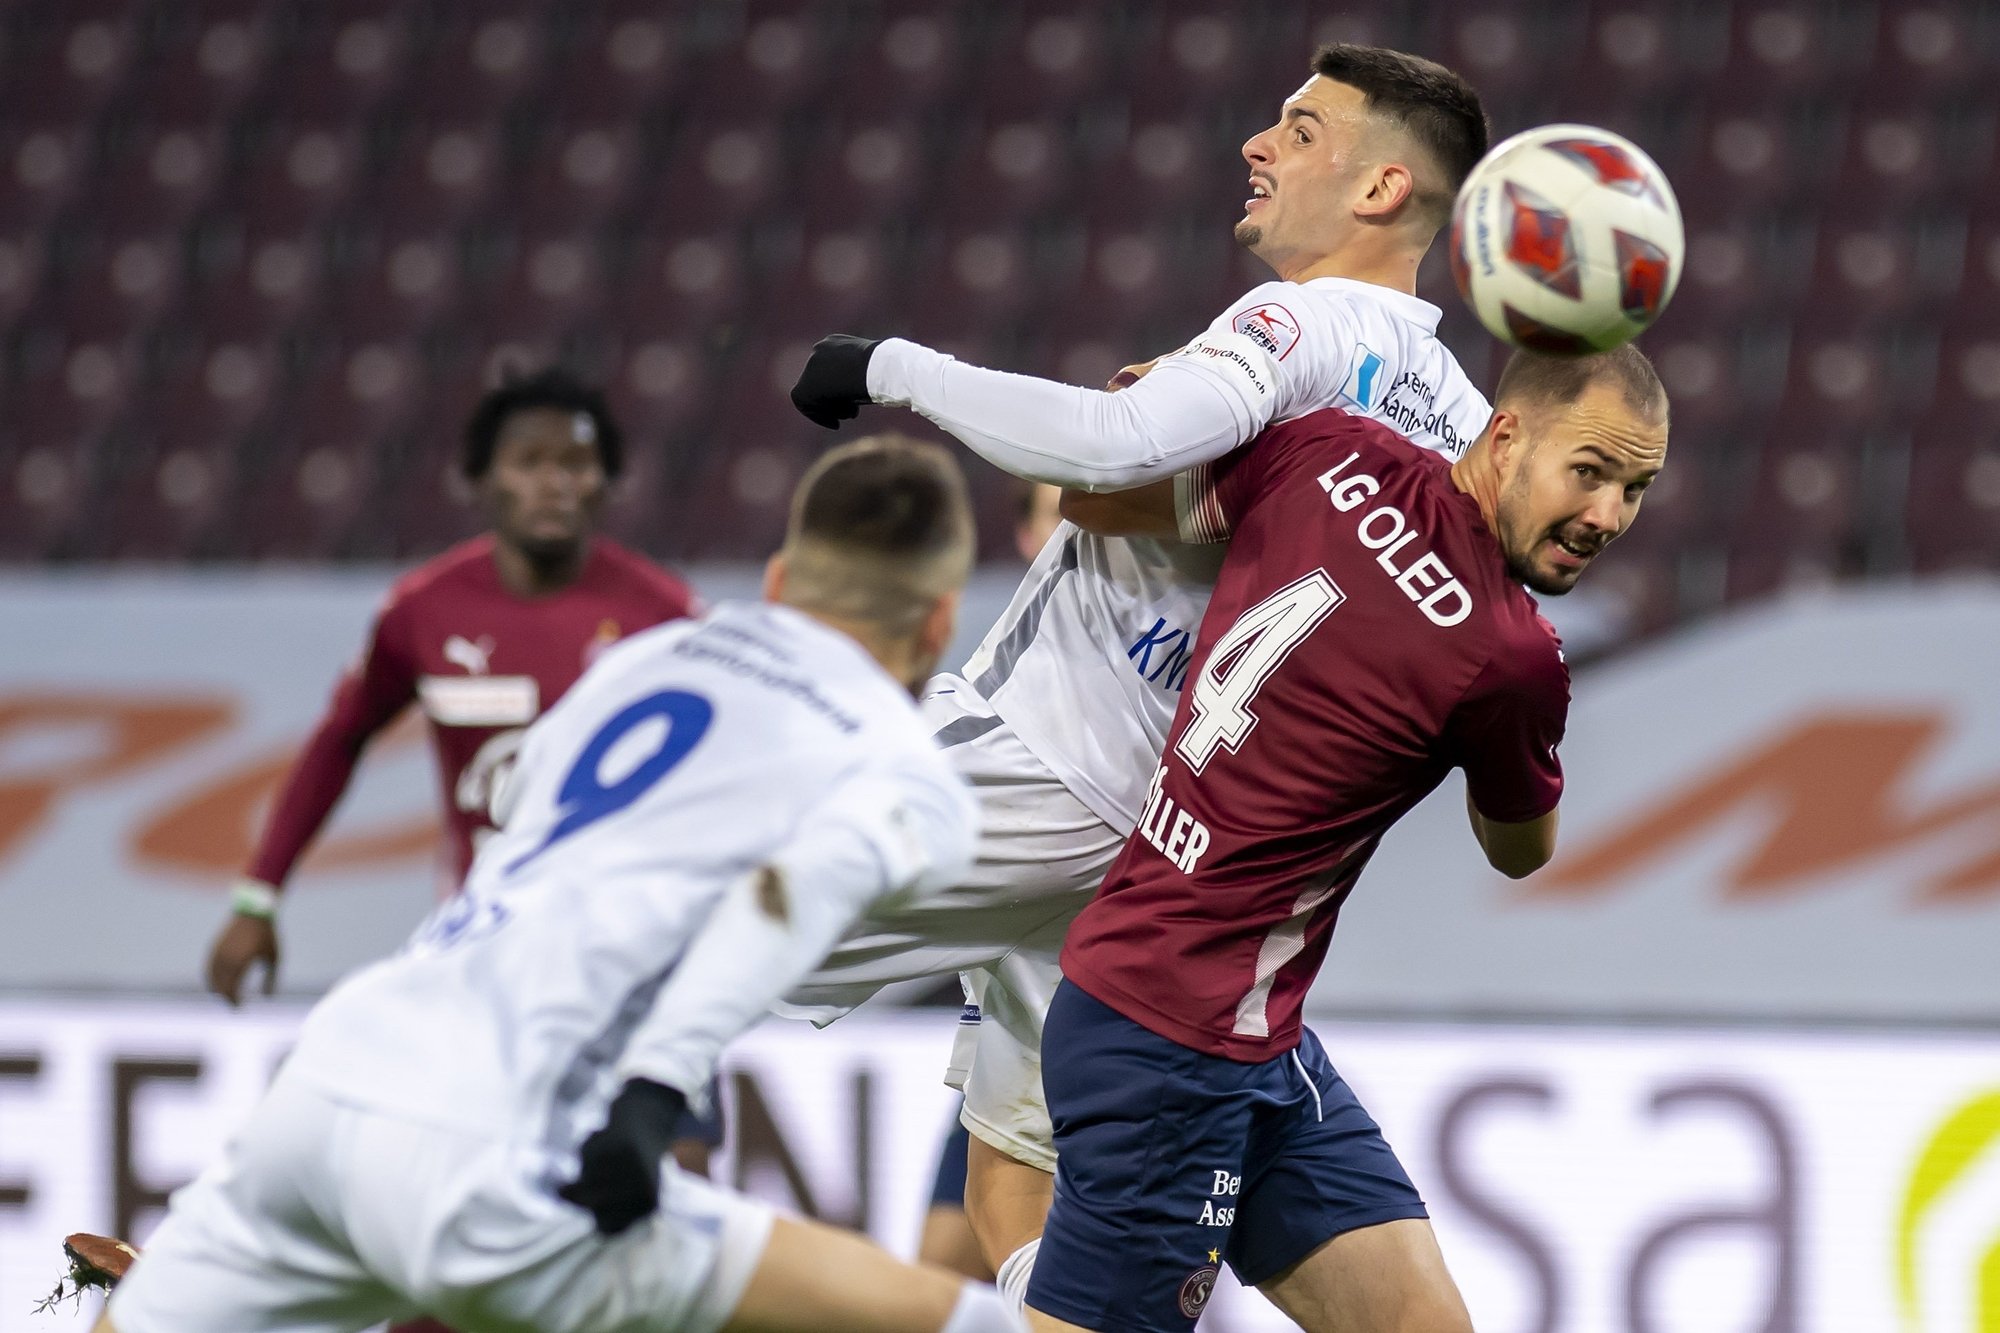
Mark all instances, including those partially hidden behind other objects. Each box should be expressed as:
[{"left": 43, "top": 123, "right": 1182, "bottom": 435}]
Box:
[{"left": 1573, "top": 464, "right": 1599, "bottom": 483}]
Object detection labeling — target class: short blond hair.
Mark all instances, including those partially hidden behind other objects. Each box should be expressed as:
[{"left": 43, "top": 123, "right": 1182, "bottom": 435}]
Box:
[{"left": 778, "top": 434, "right": 975, "bottom": 635}]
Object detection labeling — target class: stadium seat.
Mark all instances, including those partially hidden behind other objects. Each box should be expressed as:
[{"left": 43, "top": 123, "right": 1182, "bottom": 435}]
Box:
[
  {"left": 511, "top": 124, "right": 644, "bottom": 232},
  {"left": 223, "top": 125, "right": 368, "bottom": 231},
  {"left": 976, "top": 13, "right": 1115, "bottom": 119},
  {"left": 1827, "top": 102, "right": 1992, "bottom": 211},
  {"left": 834, "top": 11, "right": 966, "bottom": 117},
  {"left": 322, "top": 232, "right": 468, "bottom": 341},
  {"left": 1871, "top": 3, "right": 1988, "bottom": 96},
  {"left": 675, "top": 9, "right": 834, "bottom": 118},
  {"left": 392, "top": 12, "right": 550, "bottom": 121},
  {"left": 930, "top": 119, "right": 1077, "bottom": 227},
  {"left": 608, "top": 334, "right": 715, "bottom": 440},
  {"left": 1077, "top": 119, "right": 1243, "bottom": 229},
  {"left": 1120, "top": 14, "right": 1261, "bottom": 120},
  {"left": 464, "top": 232, "right": 610, "bottom": 344},
  {"left": 629, "top": 122, "right": 792, "bottom": 234},
  {"left": 178, "top": 227, "right": 326, "bottom": 341},
  {"left": 1904, "top": 428, "right": 2000, "bottom": 572},
  {"left": 31, "top": 230, "right": 187, "bottom": 343},
  {"left": 795, "top": 121, "right": 933, "bottom": 230},
  {"left": 1660, "top": 218, "right": 1813, "bottom": 330},
  {"left": 283, "top": 340, "right": 426, "bottom": 446},
  {"left": 1714, "top": 5, "right": 1878, "bottom": 97},
  {"left": 364, "top": 124, "right": 505, "bottom": 231},
  {"left": 613, "top": 233, "right": 753, "bottom": 335},
  {"left": 755, "top": 231, "right": 903, "bottom": 334},
  {"left": 1569, "top": 5, "right": 1693, "bottom": 109},
  {"left": 0, "top": 233, "right": 50, "bottom": 329},
  {"left": 129, "top": 10, "right": 272, "bottom": 123},
  {"left": 233, "top": 427, "right": 381, "bottom": 560},
  {"left": 1682, "top": 98, "right": 1843, "bottom": 216},
  {"left": 71, "top": 123, "right": 228, "bottom": 233},
  {"left": 0, "top": 13, "right": 142, "bottom": 124},
  {"left": 537, "top": 6, "right": 684, "bottom": 120},
  {"left": 901, "top": 227, "right": 1048, "bottom": 337},
  {"left": 254, "top": 9, "right": 411, "bottom": 119},
  {"left": 0, "top": 124, "right": 92, "bottom": 231}
]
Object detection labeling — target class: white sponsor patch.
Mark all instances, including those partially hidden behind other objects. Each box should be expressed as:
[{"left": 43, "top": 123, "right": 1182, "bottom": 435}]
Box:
[
  {"left": 1176, "top": 332, "right": 1276, "bottom": 400},
  {"left": 1231, "top": 302, "right": 1301, "bottom": 361},
  {"left": 417, "top": 674, "right": 539, "bottom": 726}
]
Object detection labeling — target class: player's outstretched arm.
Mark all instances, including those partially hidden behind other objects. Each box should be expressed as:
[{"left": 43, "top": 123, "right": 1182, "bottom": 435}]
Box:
[
  {"left": 1464, "top": 791, "right": 1558, "bottom": 878},
  {"left": 611, "top": 758, "right": 976, "bottom": 1110},
  {"left": 791, "top": 333, "right": 1277, "bottom": 492},
  {"left": 1056, "top": 483, "right": 1177, "bottom": 538}
]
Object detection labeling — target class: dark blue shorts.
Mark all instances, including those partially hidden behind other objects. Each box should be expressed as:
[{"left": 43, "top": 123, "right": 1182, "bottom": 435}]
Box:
[
  {"left": 1028, "top": 982, "right": 1426, "bottom": 1332},
  {"left": 929, "top": 1105, "right": 972, "bottom": 1209}
]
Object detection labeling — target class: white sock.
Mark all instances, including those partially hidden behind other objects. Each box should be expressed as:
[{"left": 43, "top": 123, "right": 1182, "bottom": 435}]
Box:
[
  {"left": 993, "top": 1238, "right": 1040, "bottom": 1316},
  {"left": 942, "top": 1280, "right": 1031, "bottom": 1333}
]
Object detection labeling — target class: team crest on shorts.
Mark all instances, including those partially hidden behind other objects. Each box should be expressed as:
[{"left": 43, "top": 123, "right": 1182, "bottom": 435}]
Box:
[
  {"left": 1178, "top": 1262, "right": 1219, "bottom": 1318},
  {"left": 1231, "top": 303, "right": 1301, "bottom": 361}
]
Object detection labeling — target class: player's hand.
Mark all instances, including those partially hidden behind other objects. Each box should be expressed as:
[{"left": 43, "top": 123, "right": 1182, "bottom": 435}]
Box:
[
  {"left": 790, "top": 335, "right": 881, "bottom": 429},
  {"left": 558, "top": 1077, "right": 688, "bottom": 1236},
  {"left": 206, "top": 912, "right": 280, "bottom": 1007},
  {"left": 1106, "top": 358, "right": 1160, "bottom": 391}
]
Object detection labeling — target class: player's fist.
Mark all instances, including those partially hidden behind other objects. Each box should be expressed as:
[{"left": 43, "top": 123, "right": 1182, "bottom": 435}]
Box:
[
  {"left": 205, "top": 911, "right": 280, "bottom": 1007},
  {"left": 790, "top": 335, "right": 881, "bottom": 429},
  {"left": 558, "top": 1077, "right": 688, "bottom": 1236}
]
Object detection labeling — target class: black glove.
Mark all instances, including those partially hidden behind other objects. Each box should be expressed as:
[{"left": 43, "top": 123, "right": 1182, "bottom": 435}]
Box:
[
  {"left": 790, "top": 334, "right": 881, "bottom": 428},
  {"left": 557, "top": 1077, "right": 688, "bottom": 1236}
]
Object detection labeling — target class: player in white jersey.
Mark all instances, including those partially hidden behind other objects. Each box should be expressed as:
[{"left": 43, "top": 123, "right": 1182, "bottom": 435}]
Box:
[
  {"left": 786, "top": 44, "right": 1495, "bottom": 1276},
  {"left": 101, "top": 438, "right": 1028, "bottom": 1333}
]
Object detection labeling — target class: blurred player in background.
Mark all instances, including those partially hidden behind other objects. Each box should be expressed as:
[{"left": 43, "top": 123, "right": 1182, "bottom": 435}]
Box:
[
  {"left": 103, "top": 436, "right": 1029, "bottom": 1333},
  {"left": 201, "top": 369, "right": 706, "bottom": 1333},
  {"left": 1018, "top": 349, "right": 1669, "bottom": 1332},
  {"left": 787, "top": 42, "right": 1492, "bottom": 1272},
  {"left": 206, "top": 368, "right": 696, "bottom": 1003}
]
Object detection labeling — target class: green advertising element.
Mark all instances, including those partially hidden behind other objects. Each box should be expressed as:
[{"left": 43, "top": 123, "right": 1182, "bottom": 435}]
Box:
[{"left": 1899, "top": 1092, "right": 2000, "bottom": 1331}]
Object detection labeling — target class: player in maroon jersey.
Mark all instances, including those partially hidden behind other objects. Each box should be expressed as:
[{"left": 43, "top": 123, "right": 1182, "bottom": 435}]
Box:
[
  {"left": 202, "top": 369, "right": 699, "bottom": 1333},
  {"left": 1023, "top": 347, "right": 1668, "bottom": 1333},
  {"left": 205, "top": 369, "right": 696, "bottom": 1002}
]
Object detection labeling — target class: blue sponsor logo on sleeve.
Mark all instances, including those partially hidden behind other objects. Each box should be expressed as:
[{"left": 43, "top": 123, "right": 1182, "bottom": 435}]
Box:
[{"left": 1343, "top": 345, "right": 1386, "bottom": 409}]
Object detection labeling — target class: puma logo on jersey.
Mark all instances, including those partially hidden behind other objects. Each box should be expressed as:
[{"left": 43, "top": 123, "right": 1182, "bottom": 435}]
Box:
[{"left": 444, "top": 634, "right": 495, "bottom": 675}]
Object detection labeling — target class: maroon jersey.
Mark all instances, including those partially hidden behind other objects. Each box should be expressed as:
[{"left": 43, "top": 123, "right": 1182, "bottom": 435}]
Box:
[
  {"left": 247, "top": 536, "right": 697, "bottom": 890},
  {"left": 1061, "top": 410, "right": 1568, "bottom": 1060}
]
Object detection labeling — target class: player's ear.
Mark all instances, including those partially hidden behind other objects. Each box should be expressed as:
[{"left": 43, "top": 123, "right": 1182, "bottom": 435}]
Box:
[
  {"left": 1355, "top": 161, "right": 1414, "bottom": 220},
  {"left": 761, "top": 552, "right": 787, "bottom": 603},
  {"left": 919, "top": 588, "right": 960, "bottom": 663},
  {"left": 1485, "top": 408, "right": 1525, "bottom": 473}
]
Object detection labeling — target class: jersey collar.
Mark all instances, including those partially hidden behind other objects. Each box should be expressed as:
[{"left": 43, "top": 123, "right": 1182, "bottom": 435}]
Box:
[{"left": 1298, "top": 276, "right": 1444, "bottom": 333}]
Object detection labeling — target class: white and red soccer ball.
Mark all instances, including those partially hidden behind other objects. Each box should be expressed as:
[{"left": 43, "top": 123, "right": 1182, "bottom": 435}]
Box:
[{"left": 1450, "top": 123, "right": 1683, "bottom": 355}]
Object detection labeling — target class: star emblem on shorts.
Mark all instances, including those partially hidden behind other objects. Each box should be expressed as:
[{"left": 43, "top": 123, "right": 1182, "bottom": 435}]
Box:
[{"left": 1208, "top": 1248, "right": 1220, "bottom": 1264}]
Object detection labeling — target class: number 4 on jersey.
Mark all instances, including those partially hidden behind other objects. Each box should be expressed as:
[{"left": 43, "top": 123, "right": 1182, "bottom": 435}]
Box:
[{"left": 1175, "top": 570, "right": 1345, "bottom": 773}]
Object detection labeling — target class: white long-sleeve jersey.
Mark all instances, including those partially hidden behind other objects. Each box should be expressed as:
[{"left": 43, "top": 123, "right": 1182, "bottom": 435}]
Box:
[
  {"left": 284, "top": 601, "right": 977, "bottom": 1159},
  {"left": 870, "top": 277, "right": 1492, "bottom": 832}
]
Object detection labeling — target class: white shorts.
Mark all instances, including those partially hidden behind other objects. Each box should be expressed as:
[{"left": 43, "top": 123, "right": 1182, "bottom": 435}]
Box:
[
  {"left": 109, "top": 1069, "right": 773, "bottom": 1333},
  {"left": 784, "top": 678, "right": 1121, "bottom": 1013},
  {"left": 781, "top": 678, "right": 1123, "bottom": 1175}
]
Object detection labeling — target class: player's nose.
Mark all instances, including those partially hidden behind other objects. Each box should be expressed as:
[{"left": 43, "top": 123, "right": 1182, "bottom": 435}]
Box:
[
  {"left": 1583, "top": 487, "right": 1626, "bottom": 538},
  {"left": 1242, "top": 129, "right": 1274, "bottom": 167}
]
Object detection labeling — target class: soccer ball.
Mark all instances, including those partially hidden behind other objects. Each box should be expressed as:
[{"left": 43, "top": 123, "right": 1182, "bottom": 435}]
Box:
[{"left": 1450, "top": 123, "right": 1683, "bottom": 355}]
